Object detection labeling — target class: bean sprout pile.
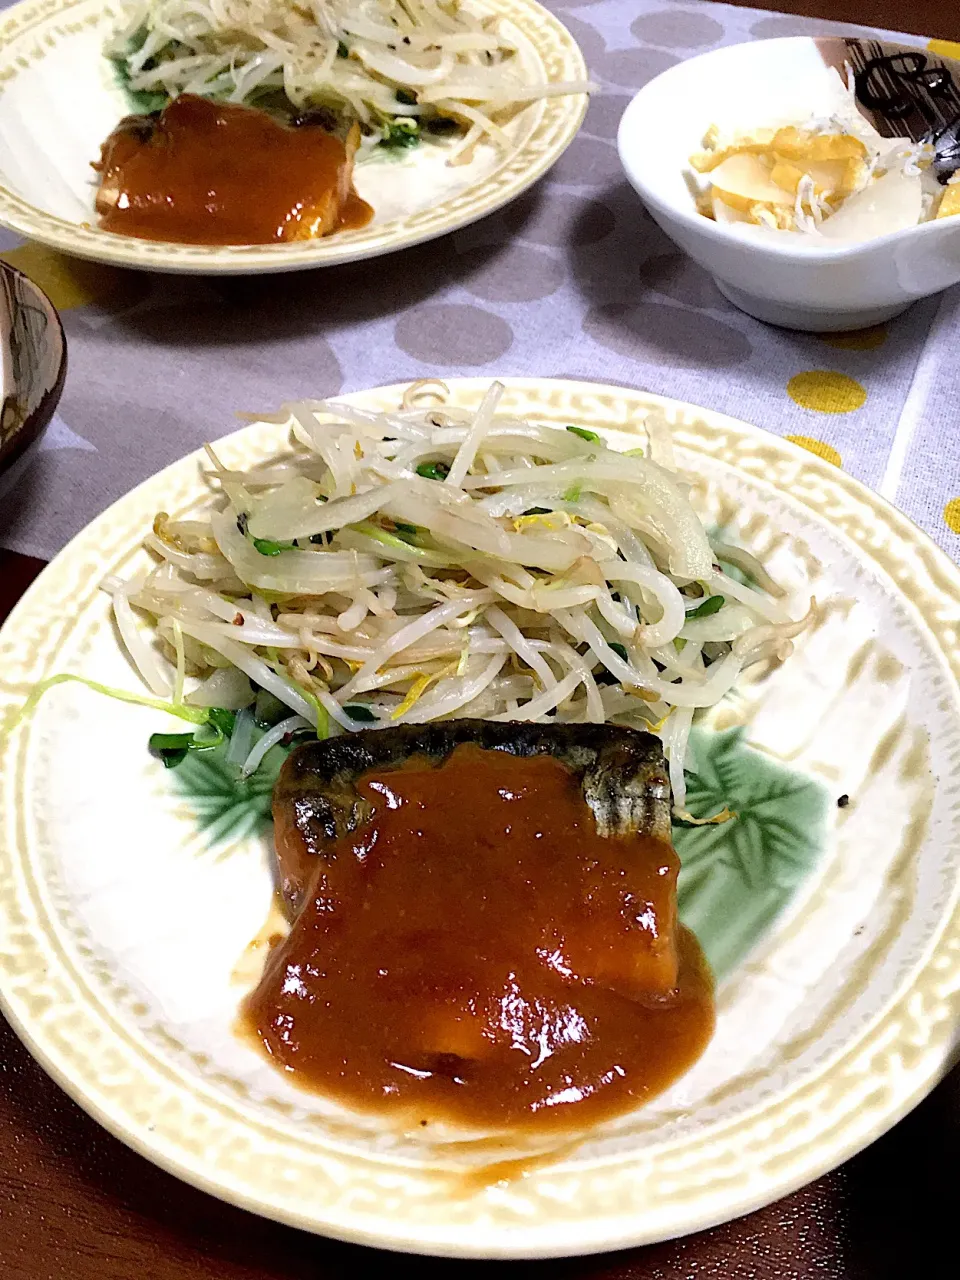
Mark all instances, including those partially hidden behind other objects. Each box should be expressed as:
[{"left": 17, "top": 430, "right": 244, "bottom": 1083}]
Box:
[
  {"left": 107, "top": 0, "right": 591, "bottom": 162},
  {"left": 103, "top": 381, "right": 810, "bottom": 810}
]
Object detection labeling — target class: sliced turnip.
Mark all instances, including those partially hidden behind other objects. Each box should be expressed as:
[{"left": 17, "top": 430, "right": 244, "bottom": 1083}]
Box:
[
  {"left": 709, "top": 152, "right": 794, "bottom": 208},
  {"left": 818, "top": 168, "right": 922, "bottom": 242}
]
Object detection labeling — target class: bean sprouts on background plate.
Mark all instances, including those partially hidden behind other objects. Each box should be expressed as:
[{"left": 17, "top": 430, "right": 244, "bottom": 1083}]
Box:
[
  {"left": 108, "top": 0, "right": 592, "bottom": 163},
  {"left": 88, "top": 379, "right": 811, "bottom": 814}
]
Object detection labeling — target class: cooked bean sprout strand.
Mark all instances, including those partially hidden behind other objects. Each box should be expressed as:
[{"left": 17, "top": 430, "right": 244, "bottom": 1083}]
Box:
[{"left": 111, "top": 383, "right": 809, "bottom": 795}]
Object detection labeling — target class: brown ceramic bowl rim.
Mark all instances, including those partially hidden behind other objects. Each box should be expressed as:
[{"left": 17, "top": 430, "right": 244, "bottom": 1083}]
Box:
[{"left": 0, "top": 258, "right": 68, "bottom": 475}]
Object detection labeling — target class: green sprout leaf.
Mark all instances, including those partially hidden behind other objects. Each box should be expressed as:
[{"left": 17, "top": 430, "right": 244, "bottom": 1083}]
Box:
[
  {"left": 148, "top": 735, "right": 192, "bottom": 768},
  {"left": 686, "top": 595, "right": 725, "bottom": 619},
  {"left": 416, "top": 460, "right": 450, "bottom": 481},
  {"left": 345, "top": 704, "right": 378, "bottom": 723},
  {"left": 252, "top": 537, "right": 293, "bottom": 556},
  {"left": 206, "top": 707, "right": 238, "bottom": 736},
  {"left": 381, "top": 117, "right": 420, "bottom": 149},
  {"left": 147, "top": 707, "right": 237, "bottom": 768},
  {"left": 390, "top": 521, "right": 421, "bottom": 544}
]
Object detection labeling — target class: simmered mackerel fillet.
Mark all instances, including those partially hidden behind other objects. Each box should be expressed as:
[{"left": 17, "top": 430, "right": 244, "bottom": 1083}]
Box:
[
  {"left": 245, "top": 722, "right": 714, "bottom": 1131},
  {"left": 273, "top": 719, "right": 673, "bottom": 910},
  {"left": 94, "top": 94, "right": 372, "bottom": 245}
]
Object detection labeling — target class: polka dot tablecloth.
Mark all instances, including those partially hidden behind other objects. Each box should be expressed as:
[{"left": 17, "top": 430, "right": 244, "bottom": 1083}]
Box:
[{"left": 2, "top": 0, "right": 960, "bottom": 563}]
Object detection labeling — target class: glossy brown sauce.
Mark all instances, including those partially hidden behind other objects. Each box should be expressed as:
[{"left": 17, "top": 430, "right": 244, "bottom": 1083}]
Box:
[
  {"left": 94, "top": 94, "right": 373, "bottom": 245},
  {"left": 245, "top": 745, "right": 714, "bottom": 1132}
]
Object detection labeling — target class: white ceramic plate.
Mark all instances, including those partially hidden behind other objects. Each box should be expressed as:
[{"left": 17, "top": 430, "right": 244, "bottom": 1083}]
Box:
[
  {"left": 0, "top": 0, "right": 587, "bottom": 274},
  {"left": 2, "top": 377, "right": 960, "bottom": 1257}
]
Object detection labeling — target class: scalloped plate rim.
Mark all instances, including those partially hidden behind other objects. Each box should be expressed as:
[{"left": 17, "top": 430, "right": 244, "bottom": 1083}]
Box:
[
  {"left": 1, "top": 376, "right": 960, "bottom": 1256},
  {"left": 0, "top": 0, "right": 588, "bottom": 274}
]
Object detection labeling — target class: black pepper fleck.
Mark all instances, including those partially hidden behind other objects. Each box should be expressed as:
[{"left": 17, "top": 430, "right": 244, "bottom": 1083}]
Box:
[{"left": 837, "top": 794, "right": 850, "bottom": 808}]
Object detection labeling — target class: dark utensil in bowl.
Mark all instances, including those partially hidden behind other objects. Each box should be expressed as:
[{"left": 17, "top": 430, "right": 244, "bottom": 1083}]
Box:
[{"left": 0, "top": 260, "right": 67, "bottom": 477}]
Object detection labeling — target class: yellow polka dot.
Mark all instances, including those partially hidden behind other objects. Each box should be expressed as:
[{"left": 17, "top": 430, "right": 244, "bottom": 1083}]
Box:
[
  {"left": 786, "top": 435, "right": 842, "bottom": 467},
  {"left": 928, "top": 39, "right": 960, "bottom": 61},
  {"left": 0, "top": 242, "right": 147, "bottom": 311},
  {"left": 944, "top": 498, "right": 960, "bottom": 534},
  {"left": 821, "top": 324, "right": 887, "bottom": 351},
  {"left": 787, "top": 370, "right": 867, "bottom": 414}
]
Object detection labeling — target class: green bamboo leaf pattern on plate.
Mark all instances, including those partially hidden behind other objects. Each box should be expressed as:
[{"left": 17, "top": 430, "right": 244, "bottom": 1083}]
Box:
[
  {"left": 170, "top": 741, "right": 288, "bottom": 851},
  {"left": 674, "top": 728, "right": 828, "bottom": 978}
]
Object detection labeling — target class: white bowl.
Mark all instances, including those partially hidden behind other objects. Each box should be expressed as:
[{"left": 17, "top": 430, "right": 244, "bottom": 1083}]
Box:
[{"left": 617, "top": 36, "right": 960, "bottom": 331}]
